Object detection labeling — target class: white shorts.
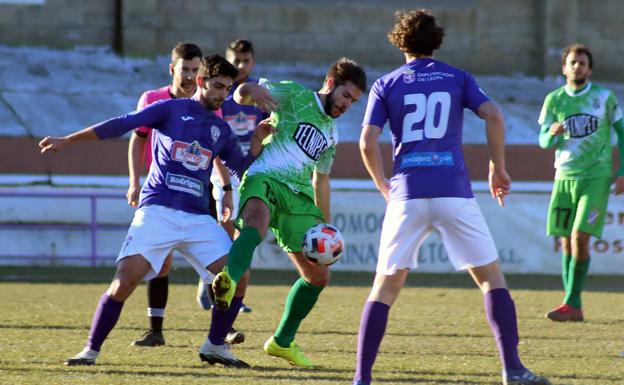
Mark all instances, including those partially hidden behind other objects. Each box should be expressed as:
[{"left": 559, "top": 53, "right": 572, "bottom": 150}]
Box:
[
  {"left": 210, "top": 170, "right": 240, "bottom": 221},
  {"left": 117, "top": 205, "right": 232, "bottom": 281},
  {"left": 377, "top": 197, "right": 498, "bottom": 274}
]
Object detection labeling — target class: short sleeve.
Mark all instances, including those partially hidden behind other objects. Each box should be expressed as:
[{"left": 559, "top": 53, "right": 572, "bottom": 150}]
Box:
[
  {"left": 463, "top": 72, "right": 490, "bottom": 114},
  {"left": 362, "top": 79, "right": 388, "bottom": 129}
]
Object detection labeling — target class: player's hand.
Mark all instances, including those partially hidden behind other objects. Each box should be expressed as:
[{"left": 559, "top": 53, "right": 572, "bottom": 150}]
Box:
[
  {"left": 221, "top": 190, "right": 234, "bottom": 222},
  {"left": 251, "top": 87, "right": 278, "bottom": 113},
  {"left": 126, "top": 183, "right": 140, "bottom": 208},
  {"left": 39, "top": 136, "right": 67, "bottom": 154},
  {"left": 254, "top": 118, "right": 278, "bottom": 140},
  {"left": 489, "top": 161, "right": 511, "bottom": 207},
  {"left": 615, "top": 176, "right": 624, "bottom": 195},
  {"left": 378, "top": 178, "right": 391, "bottom": 203},
  {"left": 549, "top": 122, "right": 566, "bottom": 136}
]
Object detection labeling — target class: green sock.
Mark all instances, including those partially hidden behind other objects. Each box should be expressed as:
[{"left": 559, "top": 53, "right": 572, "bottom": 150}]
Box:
[
  {"left": 227, "top": 226, "right": 262, "bottom": 283},
  {"left": 564, "top": 257, "right": 590, "bottom": 309},
  {"left": 561, "top": 254, "right": 572, "bottom": 292},
  {"left": 274, "top": 278, "right": 324, "bottom": 348}
]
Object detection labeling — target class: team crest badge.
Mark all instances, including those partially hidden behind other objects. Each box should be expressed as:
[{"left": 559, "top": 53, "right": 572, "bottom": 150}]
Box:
[
  {"left": 171, "top": 140, "right": 213, "bottom": 171},
  {"left": 587, "top": 208, "right": 600, "bottom": 225},
  {"left": 211, "top": 125, "right": 220, "bottom": 143},
  {"left": 403, "top": 69, "right": 415, "bottom": 84}
]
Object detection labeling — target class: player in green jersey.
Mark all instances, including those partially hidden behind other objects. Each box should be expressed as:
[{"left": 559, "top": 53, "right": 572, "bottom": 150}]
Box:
[
  {"left": 538, "top": 44, "right": 624, "bottom": 322},
  {"left": 209, "top": 58, "right": 367, "bottom": 367}
]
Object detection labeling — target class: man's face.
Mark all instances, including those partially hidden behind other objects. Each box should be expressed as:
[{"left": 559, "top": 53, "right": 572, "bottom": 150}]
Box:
[
  {"left": 170, "top": 57, "right": 201, "bottom": 97},
  {"left": 198, "top": 75, "right": 233, "bottom": 110},
  {"left": 562, "top": 52, "right": 592, "bottom": 86},
  {"left": 324, "top": 80, "right": 363, "bottom": 119},
  {"left": 226, "top": 50, "right": 255, "bottom": 83}
]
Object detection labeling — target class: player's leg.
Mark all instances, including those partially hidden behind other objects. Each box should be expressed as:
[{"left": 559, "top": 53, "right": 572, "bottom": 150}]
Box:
[
  {"left": 178, "top": 213, "right": 249, "bottom": 367},
  {"left": 66, "top": 254, "right": 152, "bottom": 366},
  {"left": 132, "top": 253, "right": 173, "bottom": 347},
  {"left": 213, "top": 175, "right": 274, "bottom": 310},
  {"left": 439, "top": 198, "right": 550, "bottom": 385},
  {"left": 263, "top": 250, "right": 328, "bottom": 368},
  {"left": 545, "top": 180, "right": 577, "bottom": 319},
  {"left": 261, "top": 186, "right": 327, "bottom": 367},
  {"left": 66, "top": 205, "right": 180, "bottom": 365},
  {"left": 563, "top": 178, "right": 609, "bottom": 318},
  {"left": 353, "top": 198, "right": 429, "bottom": 385}
]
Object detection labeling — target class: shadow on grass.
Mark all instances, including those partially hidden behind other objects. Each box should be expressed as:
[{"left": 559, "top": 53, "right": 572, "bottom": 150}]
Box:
[{"left": 1, "top": 266, "right": 622, "bottom": 293}]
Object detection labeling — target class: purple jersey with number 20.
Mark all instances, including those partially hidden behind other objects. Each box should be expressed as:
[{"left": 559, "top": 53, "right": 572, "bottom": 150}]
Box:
[{"left": 363, "top": 58, "right": 490, "bottom": 201}]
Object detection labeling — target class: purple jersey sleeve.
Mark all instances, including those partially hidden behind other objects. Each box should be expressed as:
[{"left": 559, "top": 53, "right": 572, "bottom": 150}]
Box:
[
  {"left": 362, "top": 79, "right": 388, "bottom": 129},
  {"left": 93, "top": 99, "right": 170, "bottom": 140},
  {"left": 216, "top": 130, "right": 256, "bottom": 180},
  {"left": 463, "top": 72, "right": 490, "bottom": 113}
]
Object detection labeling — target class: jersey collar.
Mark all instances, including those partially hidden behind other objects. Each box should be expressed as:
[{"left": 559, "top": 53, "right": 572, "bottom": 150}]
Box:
[
  {"left": 313, "top": 92, "right": 329, "bottom": 117},
  {"left": 564, "top": 82, "right": 592, "bottom": 97}
]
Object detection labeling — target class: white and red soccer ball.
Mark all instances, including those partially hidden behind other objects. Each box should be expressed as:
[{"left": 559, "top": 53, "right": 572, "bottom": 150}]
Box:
[{"left": 302, "top": 223, "right": 344, "bottom": 266}]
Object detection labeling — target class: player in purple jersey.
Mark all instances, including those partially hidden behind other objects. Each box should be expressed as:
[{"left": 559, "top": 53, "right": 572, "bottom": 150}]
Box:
[
  {"left": 351, "top": 10, "right": 550, "bottom": 385},
  {"left": 39, "top": 55, "right": 272, "bottom": 367}
]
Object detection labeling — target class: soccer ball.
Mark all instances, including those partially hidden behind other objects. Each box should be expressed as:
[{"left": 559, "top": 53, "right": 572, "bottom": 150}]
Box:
[{"left": 302, "top": 223, "right": 344, "bottom": 266}]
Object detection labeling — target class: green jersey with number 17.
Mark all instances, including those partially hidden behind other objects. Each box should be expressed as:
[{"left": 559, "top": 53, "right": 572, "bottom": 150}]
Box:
[
  {"left": 538, "top": 82, "right": 623, "bottom": 179},
  {"left": 245, "top": 80, "right": 337, "bottom": 199}
]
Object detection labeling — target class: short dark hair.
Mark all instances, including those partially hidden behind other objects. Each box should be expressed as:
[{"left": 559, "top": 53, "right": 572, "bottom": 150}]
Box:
[
  {"left": 198, "top": 54, "right": 239, "bottom": 80},
  {"left": 325, "top": 57, "right": 367, "bottom": 92},
  {"left": 171, "top": 43, "right": 203, "bottom": 64},
  {"left": 227, "top": 39, "right": 254, "bottom": 56},
  {"left": 562, "top": 44, "right": 593, "bottom": 69},
  {"left": 388, "top": 9, "right": 444, "bottom": 56}
]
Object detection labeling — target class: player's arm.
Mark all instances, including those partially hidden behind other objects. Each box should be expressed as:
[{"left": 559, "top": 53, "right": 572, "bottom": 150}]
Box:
[
  {"left": 313, "top": 171, "right": 331, "bottom": 223},
  {"left": 40, "top": 100, "right": 171, "bottom": 154},
  {"left": 478, "top": 101, "right": 511, "bottom": 206},
  {"left": 360, "top": 124, "right": 390, "bottom": 202},
  {"left": 613, "top": 119, "right": 624, "bottom": 195},
  {"left": 234, "top": 82, "right": 278, "bottom": 112},
  {"left": 39, "top": 126, "right": 99, "bottom": 153},
  {"left": 212, "top": 157, "right": 233, "bottom": 221},
  {"left": 127, "top": 132, "right": 147, "bottom": 207},
  {"left": 219, "top": 120, "right": 275, "bottom": 179},
  {"left": 537, "top": 95, "right": 563, "bottom": 149}
]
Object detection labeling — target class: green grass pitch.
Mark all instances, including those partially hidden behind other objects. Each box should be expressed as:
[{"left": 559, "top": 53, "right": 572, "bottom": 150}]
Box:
[{"left": 0, "top": 267, "right": 623, "bottom": 385}]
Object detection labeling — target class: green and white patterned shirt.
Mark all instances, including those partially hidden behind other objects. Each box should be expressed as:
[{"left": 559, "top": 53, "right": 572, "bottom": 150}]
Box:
[
  {"left": 245, "top": 80, "right": 337, "bottom": 199},
  {"left": 538, "top": 82, "right": 623, "bottom": 179}
]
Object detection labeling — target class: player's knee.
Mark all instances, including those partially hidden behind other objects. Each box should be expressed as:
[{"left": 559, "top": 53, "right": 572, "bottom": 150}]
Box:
[
  {"left": 306, "top": 270, "right": 330, "bottom": 287},
  {"left": 107, "top": 278, "right": 138, "bottom": 301}
]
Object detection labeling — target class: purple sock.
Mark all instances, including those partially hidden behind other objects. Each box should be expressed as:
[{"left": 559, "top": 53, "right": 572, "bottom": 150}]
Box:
[
  {"left": 484, "top": 288, "right": 524, "bottom": 371},
  {"left": 86, "top": 293, "right": 124, "bottom": 352},
  {"left": 353, "top": 301, "right": 390, "bottom": 384},
  {"left": 208, "top": 296, "right": 243, "bottom": 345}
]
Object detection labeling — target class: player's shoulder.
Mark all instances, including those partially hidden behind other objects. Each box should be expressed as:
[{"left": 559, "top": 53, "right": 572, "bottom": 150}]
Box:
[
  {"left": 589, "top": 83, "right": 616, "bottom": 98},
  {"left": 141, "top": 85, "right": 172, "bottom": 103},
  {"left": 263, "top": 78, "right": 306, "bottom": 92}
]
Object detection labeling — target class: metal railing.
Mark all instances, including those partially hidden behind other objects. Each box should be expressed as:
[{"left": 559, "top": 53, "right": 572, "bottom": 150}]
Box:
[{"left": 0, "top": 190, "right": 128, "bottom": 266}]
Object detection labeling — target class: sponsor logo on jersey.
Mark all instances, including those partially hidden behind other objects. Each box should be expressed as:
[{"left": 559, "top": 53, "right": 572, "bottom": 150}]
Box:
[
  {"left": 210, "top": 125, "right": 220, "bottom": 143},
  {"left": 293, "top": 122, "right": 328, "bottom": 160},
  {"left": 165, "top": 172, "right": 204, "bottom": 197},
  {"left": 403, "top": 69, "right": 415, "bottom": 84},
  {"left": 181, "top": 115, "right": 194, "bottom": 121},
  {"left": 400, "top": 151, "right": 454, "bottom": 169},
  {"left": 562, "top": 113, "right": 598, "bottom": 138},
  {"left": 225, "top": 112, "right": 257, "bottom": 136},
  {"left": 171, "top": 140, "right": 213, "bottom": 171}
]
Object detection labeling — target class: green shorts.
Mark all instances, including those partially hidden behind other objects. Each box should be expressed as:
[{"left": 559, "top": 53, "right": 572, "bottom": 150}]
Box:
[
  {"left": 235, "top": 173, "right": 325, "bottom": 253},
  {"left": 547, "top": 178, "right": 611, "bottom": 238}
]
